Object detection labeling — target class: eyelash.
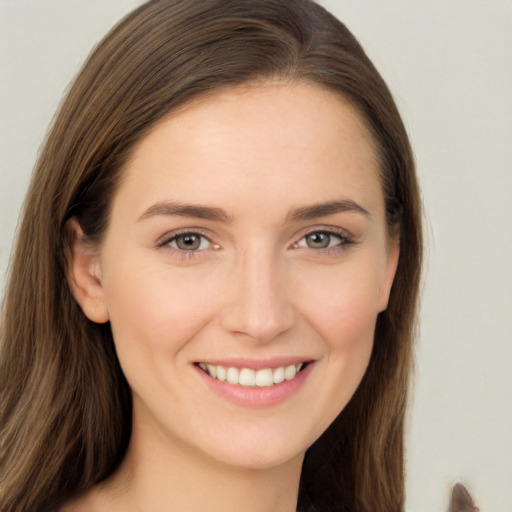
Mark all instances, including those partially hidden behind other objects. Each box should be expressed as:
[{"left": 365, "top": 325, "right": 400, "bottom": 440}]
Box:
[
  {"left": 157, "top": 227, "right": 354, "bottom": 259},
  {"left": 157, "top": 230, "right": 217, "bottom": 259},
  {"left": 293, "top": 229, "right": 354, "bottom": 253}
]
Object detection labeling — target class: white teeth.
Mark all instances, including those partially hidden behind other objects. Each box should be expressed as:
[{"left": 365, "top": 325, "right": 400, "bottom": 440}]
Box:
[
  {"left": 199, "top": 362, "right": 306, "bottom": 387},
  {"left": 255, "top": 368, "right": 274, "bottom": 387},
  {"left": 239, "top": 368, "right": 256, "bottom": 386},
  {"left": 284, "top": 364, "right": 297, "bottom": 380},
  {"left": 226, "top": 367, "right": 239, "bottom": 384},
  {"left": 272, "top": 366, "right": 285, "bottom": 384},
  {"left": 206, "top": 363, "right": 217, "bottom": 378},
  {"left": 216, "top": 365, "right": 226, "bottom": 382}
]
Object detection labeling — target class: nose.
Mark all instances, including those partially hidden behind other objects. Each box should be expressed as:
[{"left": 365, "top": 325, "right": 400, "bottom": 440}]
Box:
[{"left": 219, "top": 246, "right": 295, "bottom": 343}]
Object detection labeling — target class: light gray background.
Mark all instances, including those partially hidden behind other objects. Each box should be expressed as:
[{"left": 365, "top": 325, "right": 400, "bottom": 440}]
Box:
[{"left": 1, "top": 1, "right": 511, "bottom": 510}]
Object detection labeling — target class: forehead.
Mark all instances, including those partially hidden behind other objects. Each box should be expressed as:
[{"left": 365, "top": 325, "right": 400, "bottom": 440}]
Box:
[{"left": 115, "top": 82, "right": 383, "bottom": 221}]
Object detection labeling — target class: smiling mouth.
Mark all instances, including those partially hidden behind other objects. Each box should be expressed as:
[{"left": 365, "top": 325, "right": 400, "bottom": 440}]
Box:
[{"left": 196, "top": 362, "right": 308, "bottom": 387}]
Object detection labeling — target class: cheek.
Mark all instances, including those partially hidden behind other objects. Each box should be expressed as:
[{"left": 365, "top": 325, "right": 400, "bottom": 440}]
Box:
[
  {"left": 292, "top": 268, "right": 380, "bottom": 440},
  {"left": 321, "top": 280, "right": 377, "bottom": 380},
  {"left": 102, "top": 263, "right": 218, "bottom": 364},
  {"left": 297, "top": 261, "right": 383, "bottom": 350}
]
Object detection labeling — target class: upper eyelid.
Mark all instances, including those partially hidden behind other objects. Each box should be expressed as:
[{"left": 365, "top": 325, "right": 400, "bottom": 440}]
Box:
[
  {"left": 157, "top": 231, "right": 217, "bottom": 258},
  {"left": 289, "top": 228, "right": 354, "bottom": 255},
  {"left": 295, "top": 230, "right": 350, "bottom": 247},
  {"left": 157, "top": 228, "right": 213, "bottom": 246},
  {"left": 294, "top": 225, "right": 354, "bottom": 241}
]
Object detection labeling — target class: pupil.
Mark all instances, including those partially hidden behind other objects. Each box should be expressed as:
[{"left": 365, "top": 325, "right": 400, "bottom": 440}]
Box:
[
  {"left": 178, "top": 234, "right": 200, "bottom": 250},
  {"left": 308, "top": 233, "right": 329, "bottom": 248}
]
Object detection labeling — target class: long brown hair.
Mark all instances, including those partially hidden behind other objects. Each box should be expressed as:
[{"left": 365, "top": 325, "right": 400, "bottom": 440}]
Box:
[{"left": 0, "top": 1, "right": 422, "bottom": 511}]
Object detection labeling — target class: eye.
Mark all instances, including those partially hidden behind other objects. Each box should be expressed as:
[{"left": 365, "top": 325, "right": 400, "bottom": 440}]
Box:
[
  {"left": 167, "top": 232, "right": 211, "bottom": 252},
  {"left": 296, "top": 231, "right": 348, "bottom": 250}
]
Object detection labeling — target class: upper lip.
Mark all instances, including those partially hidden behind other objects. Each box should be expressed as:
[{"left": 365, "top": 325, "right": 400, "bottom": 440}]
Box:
[{"left": 194, "top": 357, "right": 315, "bottom": 369}]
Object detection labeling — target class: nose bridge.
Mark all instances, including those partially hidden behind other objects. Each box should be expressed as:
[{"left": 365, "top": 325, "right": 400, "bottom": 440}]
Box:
[{"left": 220, "top": 243, "right": 295, "bottom": 343}]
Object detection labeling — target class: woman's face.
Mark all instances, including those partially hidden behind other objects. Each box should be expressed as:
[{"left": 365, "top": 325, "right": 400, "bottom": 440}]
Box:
[{"left": 83, "top": 82, "right": 398, "bottom": 470}]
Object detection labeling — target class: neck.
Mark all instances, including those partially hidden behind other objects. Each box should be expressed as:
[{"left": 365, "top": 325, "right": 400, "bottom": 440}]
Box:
[{"left": 94, "top": 416, "right": 304, "bottom": 512}]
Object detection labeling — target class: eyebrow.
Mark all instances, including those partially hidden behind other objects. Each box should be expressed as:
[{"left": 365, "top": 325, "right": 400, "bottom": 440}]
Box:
[
  {"left": 138, "top": 201, "right": 234, "bottom": 223},
  {"left": 137, "top": 199, "right": 369, "bottom": 224},
  {"left": 287, "top": 199, "right": 370, "bottom": 222}
]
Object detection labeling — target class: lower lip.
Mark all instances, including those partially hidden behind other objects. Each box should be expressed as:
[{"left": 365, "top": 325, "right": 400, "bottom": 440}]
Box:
[{"left": 195, "top": 363, "right": 314, "bottom": 408}]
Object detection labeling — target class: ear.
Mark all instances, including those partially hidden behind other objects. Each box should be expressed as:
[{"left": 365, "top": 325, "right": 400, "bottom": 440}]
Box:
[
  {"left": 378, "top": 234, "right": 400, "bottom": 312},
  {"left": 66, "top": 219, "right": 109, "bottom": 324}
]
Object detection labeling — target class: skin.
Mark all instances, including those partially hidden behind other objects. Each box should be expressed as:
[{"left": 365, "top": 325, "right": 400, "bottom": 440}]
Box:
[{"left": 67, "top": 82, "right": 399, "bottom": 512}]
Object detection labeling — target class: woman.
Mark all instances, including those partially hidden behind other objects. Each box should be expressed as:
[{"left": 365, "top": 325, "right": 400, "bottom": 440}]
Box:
[{"left": 0, "top": 1, "right": 422, "bottom": 511}]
